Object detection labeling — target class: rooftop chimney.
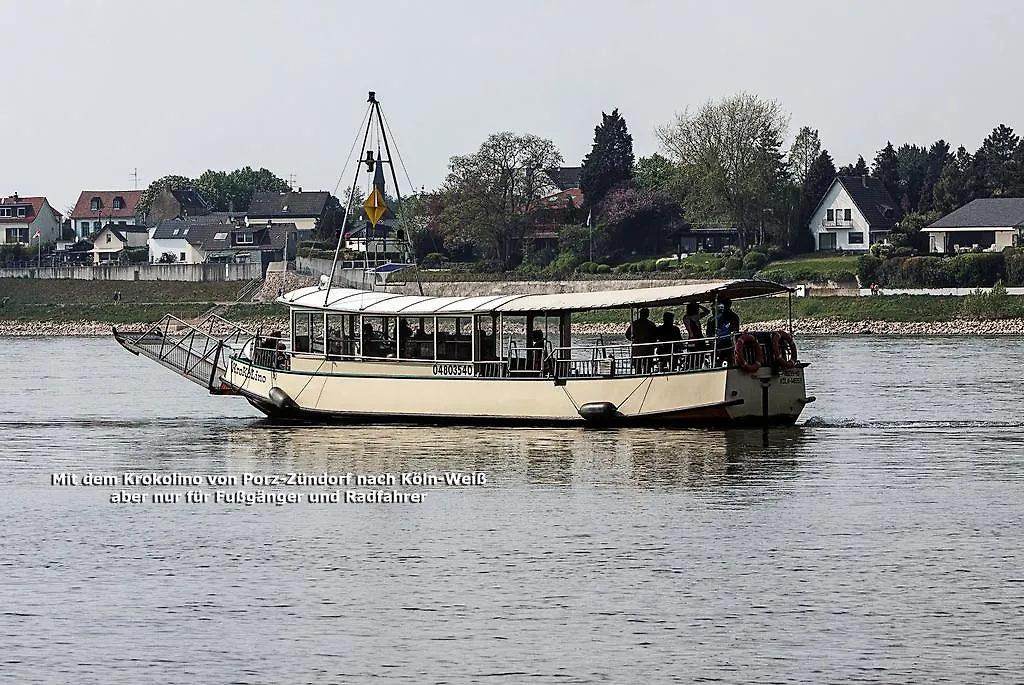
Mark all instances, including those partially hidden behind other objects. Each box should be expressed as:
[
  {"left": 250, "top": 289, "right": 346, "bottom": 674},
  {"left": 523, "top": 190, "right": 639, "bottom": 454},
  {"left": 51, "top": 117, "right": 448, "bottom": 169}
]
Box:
[
  {"left": 13, "top": 192, "right": 18, "bottom": 202},
  {"left": 862, "top": 175, "right": 869, "bottom": 189}
]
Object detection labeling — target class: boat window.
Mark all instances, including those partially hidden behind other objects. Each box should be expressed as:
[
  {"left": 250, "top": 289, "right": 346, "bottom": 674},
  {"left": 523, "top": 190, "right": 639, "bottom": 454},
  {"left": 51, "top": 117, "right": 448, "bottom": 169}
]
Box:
[
  {"left": 474, "top": 315, "right": 497, "bottom": 361},
  {"left": 403, "top": 317, "right": 435, "bottom": 360},
  {"left": 436, "top": 317, "right": 472, "bottom": 361},
  {"left": 360, "top": 316, "right": 395, "bottom": 358},
  {"left": 292, "top": 311, "right": 311, "bottom": 353},
  {"left": 327, "top": 313, "right": 357, "bottom": 357},
  {"left": 309, "top": 312, "right": 324, "bottom": 355}
]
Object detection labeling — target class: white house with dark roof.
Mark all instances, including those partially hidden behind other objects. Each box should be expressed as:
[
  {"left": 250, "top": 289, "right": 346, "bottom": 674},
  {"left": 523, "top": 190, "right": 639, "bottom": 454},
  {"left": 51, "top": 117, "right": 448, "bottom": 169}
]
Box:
[
  {"left": 89, "top": 223, "right": 150, "bottom": 264},
  {"left": 809, "top": 175, "right": 902, "bottom": 251},
  {"left": 247, "top": 190, "right": 340, "bottom": 233},
  {"left": 149, "top": 216, "right": 305, "bottom": 269},
  {"left": 924, "top": 198, "right": 1024, "bottom": 253},
  {"left": 0, "top": 193, "right": 61, "bottom": 245},
  {"left": 70, "top": 190, "right": 142, "bottom": 239}
]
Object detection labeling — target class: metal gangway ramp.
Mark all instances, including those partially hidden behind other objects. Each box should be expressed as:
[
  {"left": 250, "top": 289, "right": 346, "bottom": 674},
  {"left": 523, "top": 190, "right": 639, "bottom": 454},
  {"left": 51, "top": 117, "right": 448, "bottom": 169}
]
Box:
[{"left": 113, "top": 315, "right": 254, "bottom": 393}]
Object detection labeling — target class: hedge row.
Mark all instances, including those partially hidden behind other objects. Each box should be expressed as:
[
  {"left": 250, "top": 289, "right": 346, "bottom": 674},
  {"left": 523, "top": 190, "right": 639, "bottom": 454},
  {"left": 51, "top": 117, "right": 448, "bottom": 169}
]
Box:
[{"left": 858, "top": 250, "right": 1024, "bottom": 288}]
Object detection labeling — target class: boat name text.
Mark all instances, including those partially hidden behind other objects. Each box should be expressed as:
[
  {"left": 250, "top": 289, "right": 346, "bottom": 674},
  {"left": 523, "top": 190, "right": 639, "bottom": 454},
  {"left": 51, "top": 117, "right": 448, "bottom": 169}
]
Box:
[{"left": 231, "top": 361, "right": 267, "bottom": 383}]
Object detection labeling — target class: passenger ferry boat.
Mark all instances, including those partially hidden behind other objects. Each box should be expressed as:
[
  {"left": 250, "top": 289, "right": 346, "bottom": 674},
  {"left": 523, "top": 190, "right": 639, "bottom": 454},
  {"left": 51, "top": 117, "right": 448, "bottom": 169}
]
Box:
[
  {"left": 113, "top": 93, "right": 813, "bottom": 426},
  {"left": 114, "top": 278, "right": 812, "bottom": 426}
]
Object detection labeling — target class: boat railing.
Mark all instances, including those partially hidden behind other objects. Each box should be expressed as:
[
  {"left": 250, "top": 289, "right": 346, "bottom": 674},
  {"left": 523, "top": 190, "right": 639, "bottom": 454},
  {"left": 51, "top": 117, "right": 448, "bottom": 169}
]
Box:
[
  {"left": 543, "top": 339, "right": 722, "bottom": 378},
  {"left": 113, "top": 314, "right": 256, "bottom": 391}
]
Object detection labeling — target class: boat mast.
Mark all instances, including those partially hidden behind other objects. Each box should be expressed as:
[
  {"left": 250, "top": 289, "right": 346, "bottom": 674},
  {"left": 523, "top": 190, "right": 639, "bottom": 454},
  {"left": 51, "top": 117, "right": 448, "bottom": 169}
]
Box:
[{"left": 325, "top": 91, "right": 414, "bottom": 301}]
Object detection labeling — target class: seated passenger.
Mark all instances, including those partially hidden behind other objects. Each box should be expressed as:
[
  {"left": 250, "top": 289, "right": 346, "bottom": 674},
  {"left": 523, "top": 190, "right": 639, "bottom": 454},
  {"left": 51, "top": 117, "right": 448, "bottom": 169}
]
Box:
[
  {"left": 399, "top": 318, "right": 413, "bottom": 341},
  {"left": 362, "top": 323, "right": 385, "bottom": 357}
]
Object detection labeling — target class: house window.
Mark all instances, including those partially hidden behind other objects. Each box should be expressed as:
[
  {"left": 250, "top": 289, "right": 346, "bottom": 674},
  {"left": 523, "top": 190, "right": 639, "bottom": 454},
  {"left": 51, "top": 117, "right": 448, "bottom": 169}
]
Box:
[
  {"left": 106, "top": 234, "right": 112, "bottom": 243},
  {"left": 0, "top": 207, "right": 11, "bottom": 217},
  {"left": 819, "top": 232, "right": 837, "bottom": 251},
  {"left": 180, "top": 252, "right": 186, "bottom": 262},
  {"left": 848, "top": 232, "right": 865, "bottom": 244},
  {"left": 826, "top": 209, "right": 834, "bottom": 222},
  {"left": 17, "top": 207, "right": 27, "bottom": 217},
  {"left": 90, "top": 197, "right": 102, "bottom": 211},
  {"left": 235, "top": 232, "right": 254, "bottom": 245},
  {"left": 5, "top": 227, "right": 29, "bottom": 243},
  {"left": 844, "top": 208, "right": 852, "bottom": 222},
  {"left": 113, "top": 197, "right": 124, "bottom": 210}
]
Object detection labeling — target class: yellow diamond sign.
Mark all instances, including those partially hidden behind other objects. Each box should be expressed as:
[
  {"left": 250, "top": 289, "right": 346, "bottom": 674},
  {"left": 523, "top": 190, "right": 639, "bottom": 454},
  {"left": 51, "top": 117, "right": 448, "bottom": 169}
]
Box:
[{"left": 363, "top": 188, "right": 387, "bottom": 226}]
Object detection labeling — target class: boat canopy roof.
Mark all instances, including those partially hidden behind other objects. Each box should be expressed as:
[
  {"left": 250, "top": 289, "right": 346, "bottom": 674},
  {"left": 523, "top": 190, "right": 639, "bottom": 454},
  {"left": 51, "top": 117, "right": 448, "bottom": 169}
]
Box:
[{"left": 279, "top": 279, "right": 792, "bottom": 316}]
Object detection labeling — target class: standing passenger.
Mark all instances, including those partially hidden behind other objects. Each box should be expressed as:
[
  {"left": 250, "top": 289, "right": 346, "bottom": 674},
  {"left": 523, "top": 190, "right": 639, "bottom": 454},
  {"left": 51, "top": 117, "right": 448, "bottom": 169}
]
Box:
[
  {"left": 655, "top": 312, "right": 683, "bottom": 370},
  {"left": 625, "top": 307, "right": 658, "bottom": 373}
]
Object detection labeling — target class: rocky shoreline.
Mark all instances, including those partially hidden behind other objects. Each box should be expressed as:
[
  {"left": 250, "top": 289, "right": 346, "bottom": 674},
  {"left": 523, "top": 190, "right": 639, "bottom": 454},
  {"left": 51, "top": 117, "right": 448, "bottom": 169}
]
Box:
[{"left": 2, "top": 317, "right": 1023, "bottom": 337}]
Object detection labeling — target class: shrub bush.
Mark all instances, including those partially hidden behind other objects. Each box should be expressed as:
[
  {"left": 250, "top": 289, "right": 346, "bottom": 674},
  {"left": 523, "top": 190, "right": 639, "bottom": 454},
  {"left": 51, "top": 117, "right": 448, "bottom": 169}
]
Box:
[
  {"left": 542, "top": 252, "right": 579, "bottom": 278},
  {"left": 952, "top": 252, "right": 1004, "bottom": 287},
  {"left": 421, "top": 252, "right": 446, "bottom": 268},
  {"left": 596, "top": 264, "right": 611, "bottom": 274},
  {"left": 742, "top": 251, "right": 768, "bottom": 270},
  {"left": 857, "top": 254, "right": 882, "bottom": 285},
  {"left": 761, "top": 244, "right": 791, "bottom": 262},
  {"left": 724, "top": 256, "right": 743, "bottom": 271},
  {"left": 1005, "top": 250, "right": 1024, "bottom": 286},
  {"left": 960, "top": 281, "right": 1013, "bottom": 319}
]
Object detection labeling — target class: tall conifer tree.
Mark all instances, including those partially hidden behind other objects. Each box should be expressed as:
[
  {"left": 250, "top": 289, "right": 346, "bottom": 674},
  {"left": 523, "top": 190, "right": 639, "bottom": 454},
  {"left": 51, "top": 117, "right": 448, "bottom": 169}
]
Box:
[{"left": 579, "top": 109, "right": 634, "bottom": 211}]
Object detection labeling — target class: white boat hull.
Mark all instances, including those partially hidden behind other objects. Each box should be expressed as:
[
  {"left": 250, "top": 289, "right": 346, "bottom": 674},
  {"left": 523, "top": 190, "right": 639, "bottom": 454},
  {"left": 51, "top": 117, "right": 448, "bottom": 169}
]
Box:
[{"left": 222, "top": 355, "right": 810, "bottom": 426}]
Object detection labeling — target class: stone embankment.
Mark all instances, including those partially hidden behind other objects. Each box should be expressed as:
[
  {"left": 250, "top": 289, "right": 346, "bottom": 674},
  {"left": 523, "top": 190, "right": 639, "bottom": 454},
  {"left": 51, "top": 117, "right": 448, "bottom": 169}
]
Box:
[
  {"left": 3, "top": 317, "right": 1023, "bottom": 337},
  {"left": 252, "top": 271, "right": 318, "bottom": 302}
]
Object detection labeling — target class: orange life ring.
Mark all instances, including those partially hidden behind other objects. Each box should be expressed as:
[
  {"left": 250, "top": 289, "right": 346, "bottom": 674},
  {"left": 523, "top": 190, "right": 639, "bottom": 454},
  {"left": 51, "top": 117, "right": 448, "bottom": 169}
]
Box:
[
  {"left": 771, "top": 330, "right": 798, "bottom": 369},
  {"left": 733, "top": 333, "right": 763, "bottom": 373}
]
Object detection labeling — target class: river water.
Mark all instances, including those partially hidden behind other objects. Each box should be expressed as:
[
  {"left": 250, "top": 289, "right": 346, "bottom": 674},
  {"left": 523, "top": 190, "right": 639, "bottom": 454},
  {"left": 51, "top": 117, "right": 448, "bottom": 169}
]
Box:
[{"left": 1, "top": 336, "right": 1023, "bottom": 683}]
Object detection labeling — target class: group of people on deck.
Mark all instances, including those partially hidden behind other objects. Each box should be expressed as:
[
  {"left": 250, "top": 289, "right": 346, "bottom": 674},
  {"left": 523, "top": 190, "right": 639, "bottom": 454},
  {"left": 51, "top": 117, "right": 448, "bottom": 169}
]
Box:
[{"left": 625, "top": 299, "right": 740, "bottom": 372}]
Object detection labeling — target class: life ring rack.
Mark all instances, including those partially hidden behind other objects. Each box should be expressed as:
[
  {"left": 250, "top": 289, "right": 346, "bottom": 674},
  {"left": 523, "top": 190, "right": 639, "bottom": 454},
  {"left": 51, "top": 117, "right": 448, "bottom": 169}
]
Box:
[
  {"left": 771, "top": 330, "right": 798, "bottom": 369},
  {"left": 733, "top": 333, "right": 764, "bottom": 373}
]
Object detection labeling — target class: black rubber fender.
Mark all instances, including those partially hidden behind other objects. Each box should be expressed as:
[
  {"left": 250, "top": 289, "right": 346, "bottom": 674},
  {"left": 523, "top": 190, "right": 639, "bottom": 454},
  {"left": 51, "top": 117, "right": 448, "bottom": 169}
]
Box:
[
  {"left": 578, "top": 401, "right": 619, "bottom": 423},
  {"left": 268, "top": 386, "right": 299, "bottom": 411}
]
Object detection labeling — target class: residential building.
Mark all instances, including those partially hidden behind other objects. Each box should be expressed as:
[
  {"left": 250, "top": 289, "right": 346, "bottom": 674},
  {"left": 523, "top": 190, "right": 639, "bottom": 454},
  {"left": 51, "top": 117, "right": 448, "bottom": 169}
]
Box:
[
  {"left": 543, "top": 166, "right": 581, "bottom": 192},
  {"left": 520, "top": 186, "right": 584, "bottom": 254},
  {"left": 90, "top": 223, "right": 150, "bottom": 264},
  {"left": 680, "top": 227, "right": 739, "bottom": 253},
  {"left": 809, "top": 175, "right": 901, "bottom": 251},
  {"left": 247, "top": 189, "right": 341, "bottom": 234},
  {"left": 146, "top": 188, "right": 213, "bottom": 225},
  {"left": 0, "top": 193, "right": 61, "bottom": 246},
  {"left": 923, "top": 198, "right": 1024, "bottom": 253},
  {"left": 69, "top": 190, "right": 142, "bottom": 238},
  {"left": 149, "top": 216, "right": 307, "bottom": 271}
]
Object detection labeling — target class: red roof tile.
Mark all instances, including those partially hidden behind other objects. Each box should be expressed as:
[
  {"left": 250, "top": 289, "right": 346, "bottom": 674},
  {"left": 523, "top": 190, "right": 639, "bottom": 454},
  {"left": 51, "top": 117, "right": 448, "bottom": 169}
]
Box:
[
  {"left": 0, "top": 195, "right": 48, "bottom": 224},
  {"left": 70, "top": 190, "right": 143, "bottom": 219}
]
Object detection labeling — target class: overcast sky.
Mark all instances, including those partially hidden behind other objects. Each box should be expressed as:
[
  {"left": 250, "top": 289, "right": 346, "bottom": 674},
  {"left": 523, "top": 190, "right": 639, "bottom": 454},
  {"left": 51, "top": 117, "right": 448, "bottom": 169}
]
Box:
[{"left": 4, "top": 0, "right": 1021, "bottom": 214}]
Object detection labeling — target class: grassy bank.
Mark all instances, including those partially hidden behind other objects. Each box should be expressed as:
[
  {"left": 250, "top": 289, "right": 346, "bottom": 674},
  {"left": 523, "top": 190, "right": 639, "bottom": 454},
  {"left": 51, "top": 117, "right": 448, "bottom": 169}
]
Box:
[
  {"left": 0, "top": 301, "right": 285, "bottom": 325},
  {"left": 0, "top": 278, "right": 245, "bottom": 304}
]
